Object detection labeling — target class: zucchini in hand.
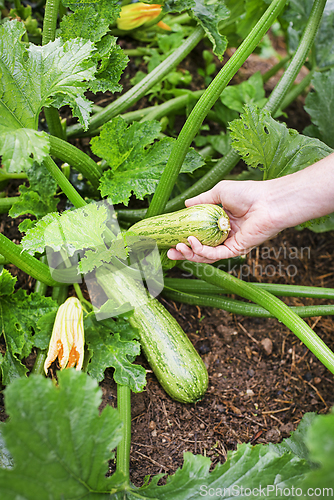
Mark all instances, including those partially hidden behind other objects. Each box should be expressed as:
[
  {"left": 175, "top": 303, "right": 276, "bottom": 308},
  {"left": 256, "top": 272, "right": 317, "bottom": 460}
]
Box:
[{"left": 129, "top": 204, "right": 230, "bottom": 249}]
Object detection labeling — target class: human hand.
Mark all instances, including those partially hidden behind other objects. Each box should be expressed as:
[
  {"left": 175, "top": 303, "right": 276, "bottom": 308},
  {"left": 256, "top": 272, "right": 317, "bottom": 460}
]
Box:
[{"left": 167, "top": 180, "right": 282, "bottom": 263}]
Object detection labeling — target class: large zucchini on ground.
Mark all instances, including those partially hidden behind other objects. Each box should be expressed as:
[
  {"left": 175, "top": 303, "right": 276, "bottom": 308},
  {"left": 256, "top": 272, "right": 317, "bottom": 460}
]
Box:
[
  {"left": 96, "top": 266, "right": 208, "bottom": 403},
  {"left": 129, "top": 204, "right": 230, "bottom": 249}
]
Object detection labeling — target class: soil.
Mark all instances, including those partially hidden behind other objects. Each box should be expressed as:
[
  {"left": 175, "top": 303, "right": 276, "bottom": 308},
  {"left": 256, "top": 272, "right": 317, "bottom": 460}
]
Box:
[{"left": 1, "top": 31, "right": 334, "bottom": 488}]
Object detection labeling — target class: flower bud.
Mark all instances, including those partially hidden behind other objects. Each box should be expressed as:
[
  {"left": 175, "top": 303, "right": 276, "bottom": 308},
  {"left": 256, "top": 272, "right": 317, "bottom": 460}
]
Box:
[
  {"left": 44, "top": 297, "right": 84, "bottom": 374},
  {"left": 117, "top": 3, "right": 163, "bottom": 30}
]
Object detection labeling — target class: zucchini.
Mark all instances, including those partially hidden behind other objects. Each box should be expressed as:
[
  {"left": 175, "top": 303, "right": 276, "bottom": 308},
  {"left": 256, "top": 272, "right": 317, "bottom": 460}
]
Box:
[
  {"left": 129, "top": 204, "right": 230, "bottom": 249},
  {"left": 96, "top": 265, "right": 208, "bottom": 403}
]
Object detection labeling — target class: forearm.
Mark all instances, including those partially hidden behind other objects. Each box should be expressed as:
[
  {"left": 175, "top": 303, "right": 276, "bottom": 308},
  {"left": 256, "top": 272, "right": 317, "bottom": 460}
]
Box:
[{"left": 266, "top": 152, "right": 334, "bottom": 231}]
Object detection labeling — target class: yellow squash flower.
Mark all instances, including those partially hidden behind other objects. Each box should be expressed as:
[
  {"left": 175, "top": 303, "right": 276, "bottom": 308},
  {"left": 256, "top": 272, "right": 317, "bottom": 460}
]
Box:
[
  {"left": 117, "top": 3, "right": 168, "bottom": 30},
  {"left": 44, "top": 297, "right": 84, "bottom": 374}
]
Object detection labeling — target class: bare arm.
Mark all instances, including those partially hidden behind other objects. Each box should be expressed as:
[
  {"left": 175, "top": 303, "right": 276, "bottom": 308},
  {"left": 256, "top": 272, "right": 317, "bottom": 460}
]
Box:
[{"left": 167, "top": 153, "right": 334, "bottom": 264}]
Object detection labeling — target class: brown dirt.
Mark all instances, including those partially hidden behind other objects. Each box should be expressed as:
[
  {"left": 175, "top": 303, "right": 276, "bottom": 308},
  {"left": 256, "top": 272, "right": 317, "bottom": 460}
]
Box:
[{"left": 1, "top": 35, "right": 334, "bottom": 487}]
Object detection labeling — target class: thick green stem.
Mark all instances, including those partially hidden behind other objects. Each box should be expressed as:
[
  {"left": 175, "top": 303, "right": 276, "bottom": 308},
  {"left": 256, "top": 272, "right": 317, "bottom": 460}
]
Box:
[
  {"left": 264, "top": 0, "right": 327, "bottom": 116},
  {"left": 0, "top": 197, "right": 19, "bottom": 215},
  {"left": 34, "top": 255, "right": 49, "bottom": 295},
  {"left": 163, "top": 277, "right": 334, "bottom": 299},
  {"left": 0, "top": 233, "right": 61, "bottom": 286},
  {"left": 66, "top": 26, "right": 204, "bottom": 138},
  {"left": 163, "top": 289, "right": 334, "bottom": 319},
  {"left": 43, "top": 156, "right": 86, "bottom": 209},
  {"left": 139, "top": 90, "right": 204, "bottom": 123},
  {"left": 116, "top": 384, "right": 131, "bottom": 485},
  {"left": 31, "top": 349, "right": 47, "bottom": 375},
  {"left": 49, "top": 136, "right": 102, "bottom": 189},
  {"left": 180, "top": 262, "right": 334, "bottom": 374},
  {"left": 280, "top": 69, "right": 315, "bottom": 111},
  {"left": 146, "top": 0, "right": 287, "bottom": 218},
  {"left": 42, "top": 0, "right": 64, "bottom": 139},
  {"left": 52, "top": 285, "right": 69, "bottom": 305}
]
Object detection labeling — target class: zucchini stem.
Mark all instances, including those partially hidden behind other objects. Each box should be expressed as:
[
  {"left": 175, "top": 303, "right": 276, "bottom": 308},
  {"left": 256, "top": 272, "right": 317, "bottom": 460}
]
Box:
[
  {"left": 163, "top": 277, "right": 334, "bottom": 299},
  {"left": 163, "top": 289, "right": 334, "bottom": 319},
  {"left": 116, "top": 384, "right": 131, "bottom": 485}
]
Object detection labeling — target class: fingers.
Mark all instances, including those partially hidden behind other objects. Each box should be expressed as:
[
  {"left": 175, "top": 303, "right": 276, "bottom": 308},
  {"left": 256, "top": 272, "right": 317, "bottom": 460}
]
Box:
[
  {"left": 167, "top": 236, "right": 244, "bottom": 263},
  {"left": 185, "top": 184, "right": 223, "bottom": 207}
]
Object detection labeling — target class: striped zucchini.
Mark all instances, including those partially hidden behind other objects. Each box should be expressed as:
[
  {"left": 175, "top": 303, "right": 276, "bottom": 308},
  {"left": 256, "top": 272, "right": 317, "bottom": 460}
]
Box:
[
  {"left": 129, "top": 204, "right": 230, "bottom": 249},
  {"left": 96, "top": 265, "right": 208, "bottom": 403}
]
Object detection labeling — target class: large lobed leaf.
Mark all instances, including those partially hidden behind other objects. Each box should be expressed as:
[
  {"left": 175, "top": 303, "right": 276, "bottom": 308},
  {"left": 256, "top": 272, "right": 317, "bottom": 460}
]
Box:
[
  {"left": 93, "top": 117, "right": 205, "bottom": 206},
  {"left": 229, "top": 104, "right": 332, "bottom": 180},
  {"left": 21, "top": 203, "right": 110, "bottom": 257},
  {"left": 0, "top": 19, "right": 96, "bottom": 172},
  {"left": 0, "top": 270, "right": 58, "bottom": 385},
  {"left": 0, "top": 370, "right": 124, "bottom": 499}
]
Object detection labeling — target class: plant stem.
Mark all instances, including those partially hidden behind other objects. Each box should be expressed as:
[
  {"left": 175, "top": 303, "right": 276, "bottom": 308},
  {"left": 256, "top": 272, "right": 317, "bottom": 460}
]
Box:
[
  {"left": 263, "top": 0, "right": 327, "bottom": 116},
  {"left": 42, "top": 0, "right": 65, "bottom": 139},
  {"left": 163, "top": 277, "right": 334, "bottom": 299},
  {"left": 43, "top": 156, "right": 86, "bottom": 209},
  {"left": 0, "top": 233, "right": 61, "bottom": 286},
  {"left": 280, "top": 69, "right": 315, "bottom": 111},
  {"left": 31, "top": 349, "right": 47, "bottom": 375},
  {"left": 116, "top": 384, "right": 131, "bottom": 485},
  {"left": 179, "top": 262, "right": 334, "bottom": 374},
  {"left": 139, "top": 90, "right": 204, "bottom": 123},
  {"left": 49, "top": 136, "right": 102, "bottom": 189},
  {"left": 0, "top": 197, "right": 19, "bottom": 214},
  {"left": 163, "top": 289, "right": 334, "bottom": 318},
  {"left": 52, "top": 285, "right": 69, "bottom": 305},
  {"left": 66, "top": 26, "right": 205, "bottom": 138},
  {"left": 146, "top": 0, "right": 287, "bottom": 218}
]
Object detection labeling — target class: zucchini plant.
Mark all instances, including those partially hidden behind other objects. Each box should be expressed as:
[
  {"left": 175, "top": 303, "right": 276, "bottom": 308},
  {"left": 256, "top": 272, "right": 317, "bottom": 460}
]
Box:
[{"left": 1, "top": 0, "right": 334, "bottom": 495}]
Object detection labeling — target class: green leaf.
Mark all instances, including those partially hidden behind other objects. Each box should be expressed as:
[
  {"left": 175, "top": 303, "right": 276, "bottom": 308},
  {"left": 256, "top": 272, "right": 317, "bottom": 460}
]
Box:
[
  {"left": 59, "top": 1, "right": 127, "bottom": 94},
  {"left": 9, "top": 161, "right": 59, "bottom": 219},
  {"left": 282, "top": 0, "right": 334, "bottom": 69},
  {"left": 0, "top": 370, "right": 125, "bottom": 499},
  {"left": 94, "top": 117, "right": 205, "bottom": 206},
  {"left": 220, "top": 71, "right": 266, "bottom": 114},
  {"left": 84, "top": 312, "right": 146, "bottom": 392},
  {"left": 0, "top": 128, "right": 50, "bottom": 173},
  {"left": 139, "top": 444, "right": 309, "bottom": 499},
  {"left": 189, "top": 0, "right": 229, "bottom": 60},
  {"left": 304, "top": 69, "right": 334, "bottom": 149},
  {"left": 0, "top": 423, "right": 14, "bottom": 470},
  {"left": 229, "top": 104, "right": 332, "bottom": 179},
  {"left": 21, "top": 212, "right": 60, "bottom": 255},
  {"left": 60, "top": 0, "right": 121, "bottom": 42},
  {"left": 90, "top": 36, "right": 128, "bottom": 94},
  {"left": 22, "top": 203, "right": 109, "bottom": 257},
  {"left": 301, "top": 409, "right": 334, "bottom": 489},
  {"left": 269, "top": 412, "right": 317, "bottom": 462},
  {"left": 0, "top": 19, "right": 96, "bottom": 163},
  {"left": 0, "top": 269, "right": 58, "bottom": 384}
]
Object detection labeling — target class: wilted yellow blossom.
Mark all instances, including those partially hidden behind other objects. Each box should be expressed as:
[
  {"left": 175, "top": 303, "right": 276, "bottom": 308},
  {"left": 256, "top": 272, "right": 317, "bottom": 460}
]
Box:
[
  {"left": 44, "top": 297, "right": 84, "bottom": 374},
  {"left": 117, "top": 3, "right": 165, "bottom": 30}
]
